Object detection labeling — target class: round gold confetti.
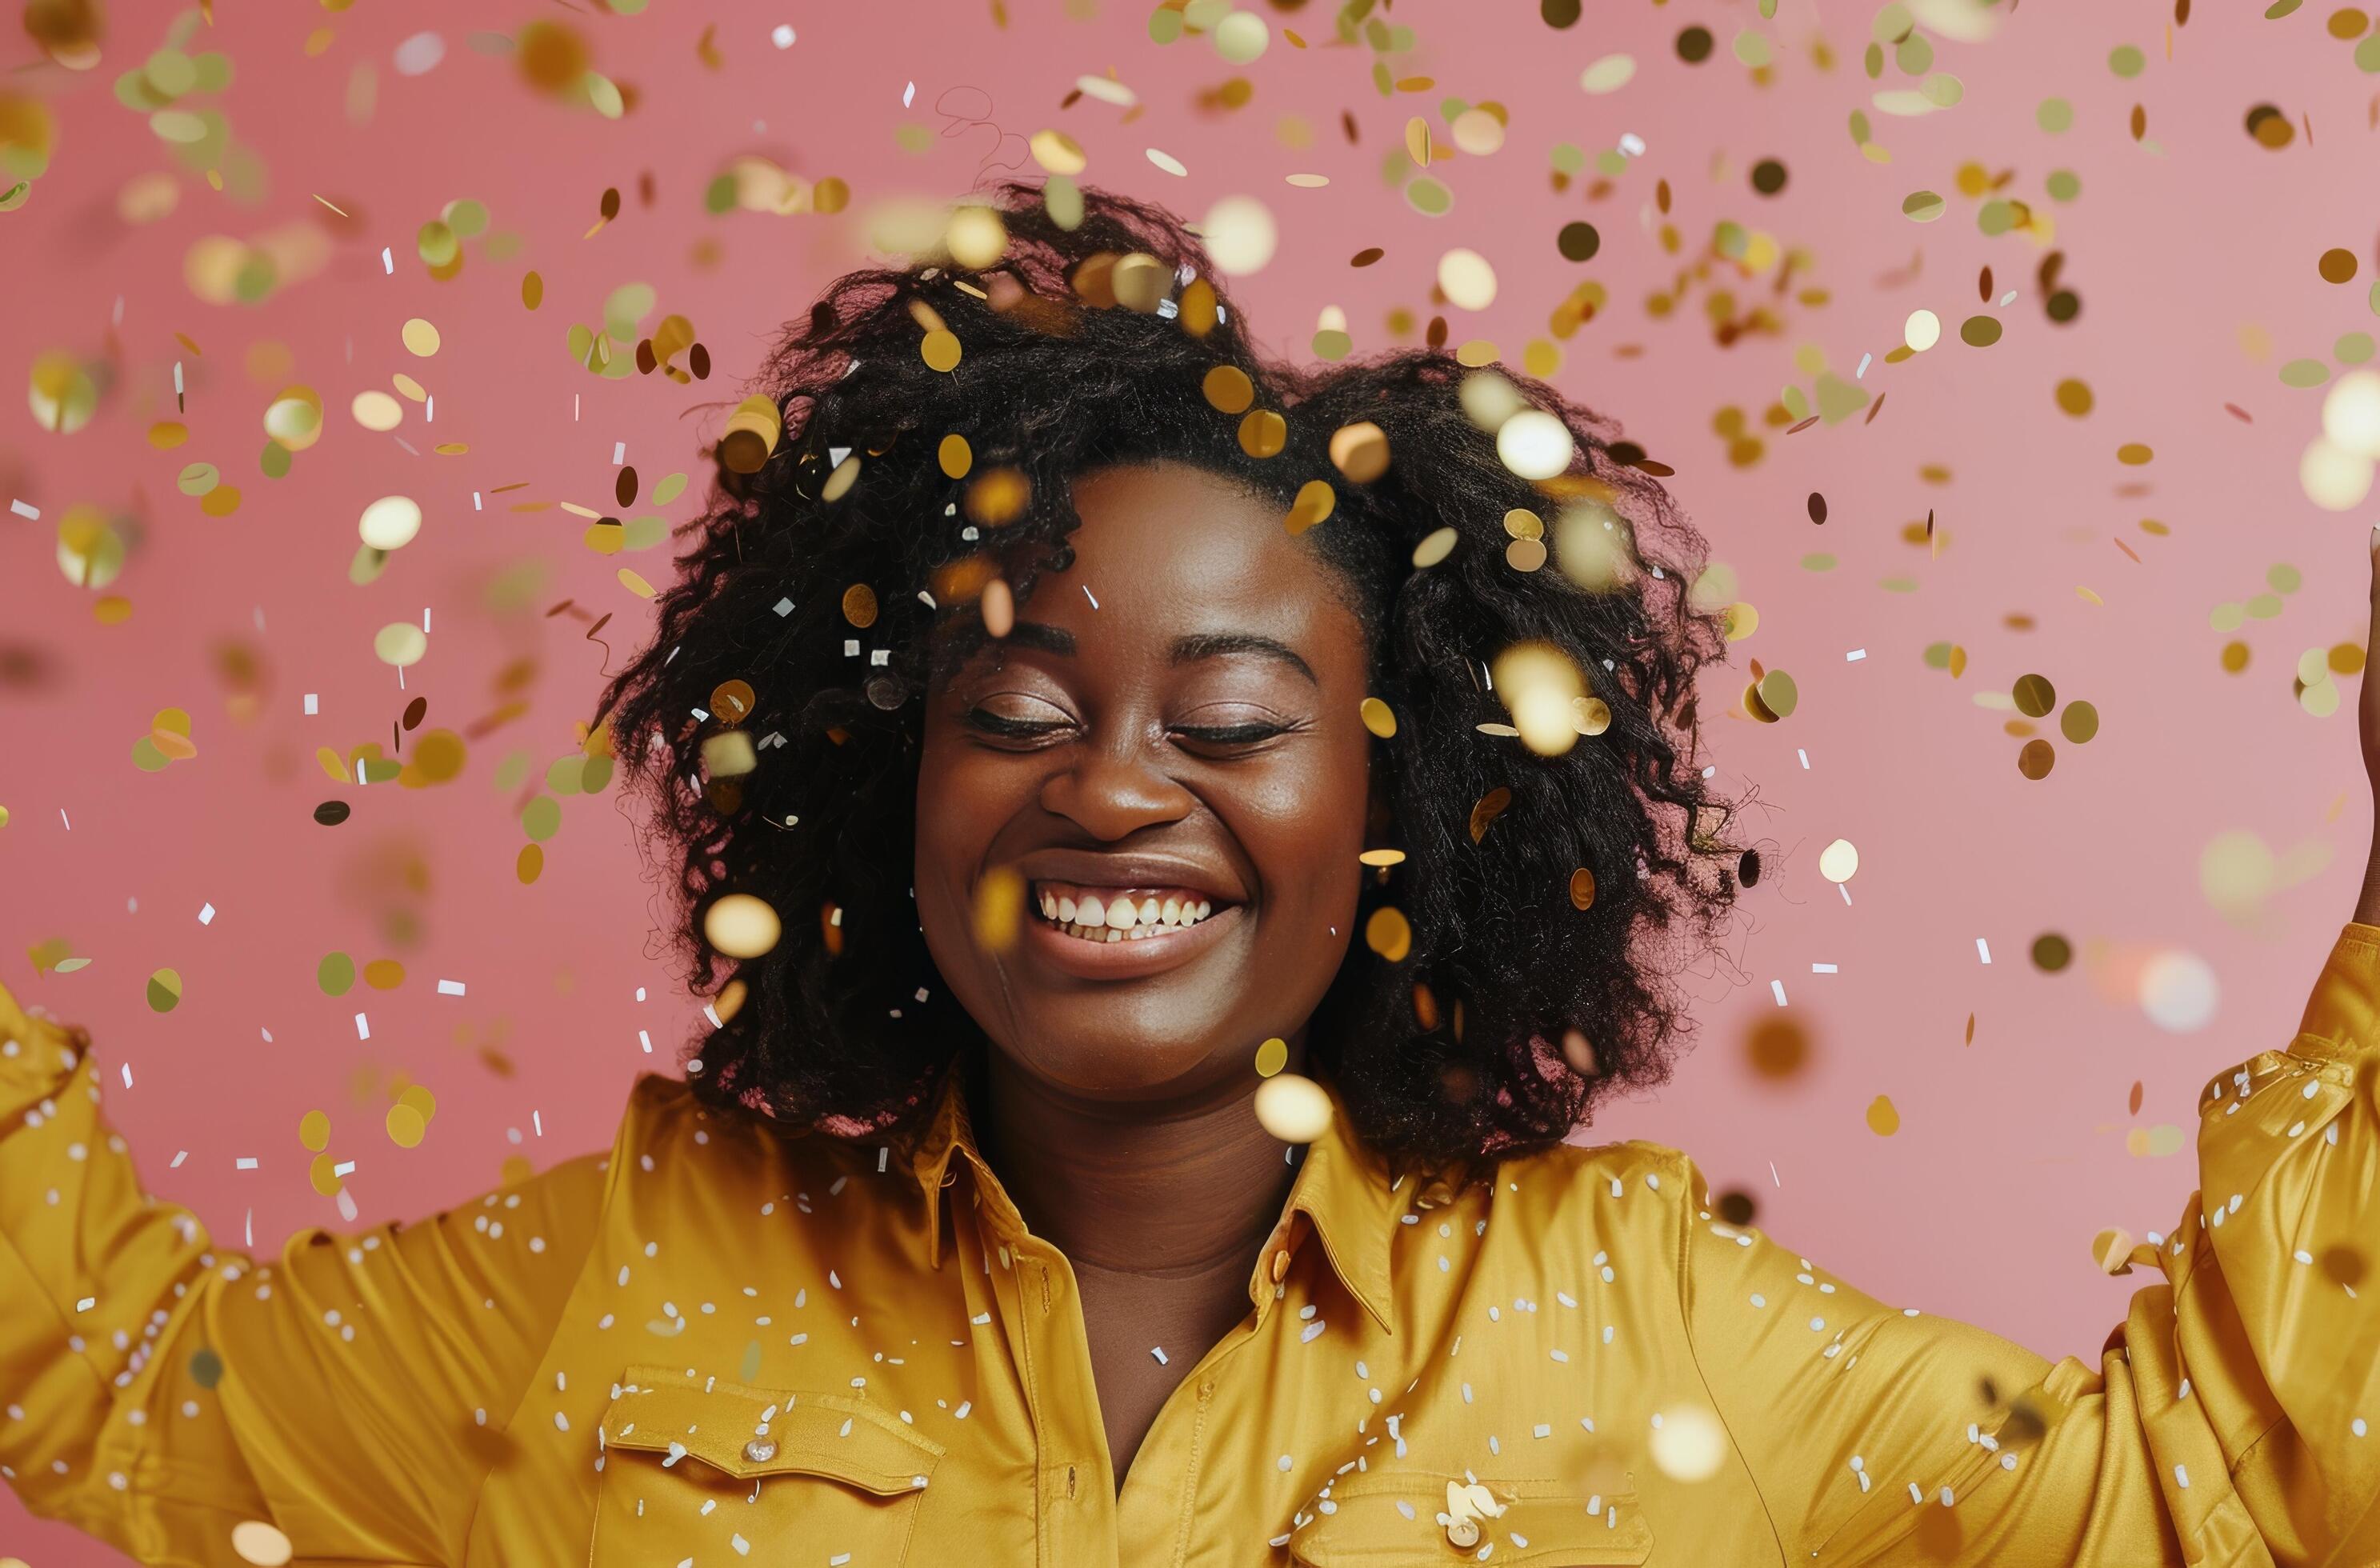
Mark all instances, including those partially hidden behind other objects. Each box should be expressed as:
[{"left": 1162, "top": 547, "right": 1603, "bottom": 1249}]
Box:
[
  {"left": 920, "top": 329, "right": 962, "bottom": 372},
  {"left": 1202, "top": 364, "right": 1255, "bottom": 414},
  {"left": 1254, "top": 1036, "right": 1289, "bottom": 1077},
  {"left": 1358, "top": 848, "right": 1406, "bottom": 867},
  {"left": 1506, "top": 538, "right": 1548, "bottom": 573},
  {"left": 946, "top": 205, "right": 1009, "bottom": 269},
  {"left": 521, "top": 270, "right": 544, "bottom": 310},
  {"left": 2054, "top": 378, "right": 2094, "bottom": 416},
  {"left": 1364, "top": 906, "right": 1413, "bottom": 962},
  {"left": 2092, "top": 1226, "right": 2135, "bottom": 1274},
  {"left": 2011, "top": 673, "right": 2056, "bottom": 718},
  {"left": 262, "top": 386, "right": 323, "bottom": 450},
  {"left": 1572, "top": 696, "right": 1612, "bottom": 736},
  {"left": 400, "top": 317, "right": 441, "bottom": 357},
  {"left": 373, "top": 622, "right": 428, "bottom": 667},
  {"left": 516, "top": 843, "right": 544, "bottom": 885},
  {"left": 2017, "top": 738, "right": 2056, "bottom": 779},
  {"left": 146, "top": 967, "right": 182, "bottom": 1013},
  {"left": 1286, "top": 478, "right": 1335, "bottom": 534},
  {"left": 973, "top": 864, "right": 1026, "bottom": 952},
  {"left": 1569, "top": 867, "right": 1597, "bottom": 910},
  {"left": 308, "top": 1152, "right": 342, "bottom": 1197},
  {"left": 1412, "top": 526, "right": 1458, "bottom": 569},
  {"left": 1754, "top": 669, "right": 1798, "bottom": 718},
  {"left": 704, "top": 893, "right": 782, "bottom": 958},
  {"left": 938, "top": 434, "right": 973, "bottom": 478},
  {"left": 841, "top": 582, "right": 878, "bottom": 628},
  {"left": 1864, "top": 1095, "right": 1901, "bottom": 1136},
  {"left": 1329, "top": 420, "right": 1390, "bottom": 482},
  {"left": 2320, "top": 248, "right": 2360, "bottom": 284},
  {"left": 358, "top": 495, "right": 422, "bottom": 551},
  {"left": 2059, "top": 701, "right": 2099, "bottom": 742},
  {"left": 1359, "top": 696, "right": 1397, "bottom": 738},
  {"left": 1254, "top": 1071, "right": 1333, "bottom": 1143},
  {"left": 350, "top": 389, "right": 403, "bottom": 431},
  {"left": 299, "top": 1110, "right": 331, "bottom": 1151},
  {"left": 2116, "top": 442, "right": 2154, "bottom": 466},
  {"left": 964, "top": 467, "right": 1031, "bottom": 526},
  {"left": 1237, "top": 409, "right": 1286, "bottom": 458},
  {"left": 1958, "top": 315, "right": 2003, "bottom": 348}
]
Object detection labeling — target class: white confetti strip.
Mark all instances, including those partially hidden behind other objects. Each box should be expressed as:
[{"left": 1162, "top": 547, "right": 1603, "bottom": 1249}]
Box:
[
  {"left": 437, "top": 978, "right": 466, "bottom": 995},
  {"left": 1976, "top": 938, "right": 1992, "bottom": 964},
  {"left": 1770, "top": 979, "right": 1788, "bottom": 1006},
  {"left": 198, "top": 902, "right": 215, "bottom": 926}
]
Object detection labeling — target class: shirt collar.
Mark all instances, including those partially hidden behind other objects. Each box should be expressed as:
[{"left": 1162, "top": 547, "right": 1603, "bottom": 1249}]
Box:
[{"left": 905, "top": 1071, "right": 1406, "bottom": 1336}]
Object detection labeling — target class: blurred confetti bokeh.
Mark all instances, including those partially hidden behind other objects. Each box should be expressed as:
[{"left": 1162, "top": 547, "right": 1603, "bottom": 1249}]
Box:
[{"left": 7, "top": 2, "right": 2380, "bottom": 1553}]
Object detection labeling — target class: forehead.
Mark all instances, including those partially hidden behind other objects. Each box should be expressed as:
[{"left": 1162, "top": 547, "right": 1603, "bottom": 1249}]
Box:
[{"left": 1039, "top": 462, "right": 1341, "bottom": 632}]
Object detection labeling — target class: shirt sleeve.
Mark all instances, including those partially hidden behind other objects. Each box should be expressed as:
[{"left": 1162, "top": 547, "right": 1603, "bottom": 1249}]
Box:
[
  {"left": 0, "top": 978, "right": 608, "bottom": 1567},
  {"left": 1676, "top": 922, "right": 2380, "bottom": 1567}
]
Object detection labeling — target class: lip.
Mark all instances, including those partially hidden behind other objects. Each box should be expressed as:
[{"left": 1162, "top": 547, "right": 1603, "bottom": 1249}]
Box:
[{"left": 1018, "top": 899, "right": 1244, "bottom": 981}]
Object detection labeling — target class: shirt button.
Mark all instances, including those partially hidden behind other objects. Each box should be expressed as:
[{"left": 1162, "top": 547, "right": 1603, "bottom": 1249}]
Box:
[
  {"left": 743, "top": 1438, "right": 778, "bottom": 1463},
  {"left": 1445, "top": 1518, "right": 1480, "bottom": 1550},
  {"left": 1270, "top": 1250, "right": 1290, "bottom": 1282}
]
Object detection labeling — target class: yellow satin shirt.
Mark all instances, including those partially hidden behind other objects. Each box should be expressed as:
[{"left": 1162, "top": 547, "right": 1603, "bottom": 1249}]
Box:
[{"left": 4, "top": 929, "right": 2377, "bottom": 1566}]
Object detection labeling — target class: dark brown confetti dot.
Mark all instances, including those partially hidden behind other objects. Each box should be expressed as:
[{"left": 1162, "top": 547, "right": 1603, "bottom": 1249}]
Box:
[
  {"left": 599, "top": 186, "right": 621, "bottom": 220},
  {"left": 616, "top": 466, "right": 638, "bottom": 508},
  {"left": 2246, "top": 102, "right": 2295, "bottom": 148},
  {"left": 189, "top": 1348, "right": 224, "bottom": 1388},
  {"left": 2031, "top": 932, "right": 2073, "bottom": 971},
  {"left": 2320, "top": 247, "right": 2359, "bottom": 282},
  {"left": 1978, "top": 265, "right": 1994, "bottom": 301},
  {"left": 2046, "top": 290, "right": 2082, "bottom": 322},
  {"left": 1714, "top": 1189, "right": 1758, "bottom": 1226},
  {"left": 1676, "top": 24, "right": 1714, "bottom": 62},
  {"left": 1350, "top": 246, "right": 1385, "bottom": 266},
  {"left": 1556, "top": 221, "right": 1600, "bottom": 262},
  {"left": 690, "top": 342, "right": 712, "bottom": 379},
  {"left": 401, "top": 697, "right": 426, "bottom": 730},
  {"left": 2128, "top": 1080, "right": 2144, "bottom": 1114},
  {"left": 1746, "top": 1016, "right": 1810, "bottom": 1079},
  {"left": 2017, "top": 738, "right": 2057, "bottom": 779},
  {"left": 1541, "top": 0, "right": 1581, "bottom": 25},
  {"left": 634, "top": 339, "right": 657, "bottom": 374},
  {"left": 1806, "top": 493, "right": 1827, "bottom": 524},
  {"left": 314, "top": 800, "right": 352, "bottom": 826},
  {"left": 1750, "top": 158, "right": 1788, "bottom": 195},
  {"left": 2129, "top": 104, "right": 2147, "bottom": 141},
  {"left": 1738, "top": 847, "right": 1762, "bottom": 886}
]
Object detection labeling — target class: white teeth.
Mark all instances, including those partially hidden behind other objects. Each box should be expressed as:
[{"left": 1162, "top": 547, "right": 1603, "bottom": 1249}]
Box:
[
  {"left": 1077, "top": 894, "right": 1106, "bottom": 927},
  {"left": 1104, "top": 926, "right": 1122, "bottom": 942},
  {"left": 1137, "top": 896, "right": 1160, "bottom": 926},
  {"left": 1195, "top": 900, "right": 1210, "bottom": 920},
  {"left": 1161, "top": 896, "right": 1182, "bottom": 927},
  {"left": 1105, "top": 897, "right": 1135, "bottom": 930},
  {"left": 1035, "top": 887, "right": 1224, "bottom": 941},
  {"left": 1057, "top": 895, "right": 1077, "bottom": 922},
  {"left": 1041, "top": 892, "right": 1058, "bottom": 920}
]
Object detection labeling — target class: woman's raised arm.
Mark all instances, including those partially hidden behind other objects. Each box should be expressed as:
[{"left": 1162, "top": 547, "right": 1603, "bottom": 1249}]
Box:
[
  {"left": 1666, "top": 534, "right": 2380, "bottom": 1564},
  {"left": 0, "top": 979, "right": 607, "bottom": 1566}
]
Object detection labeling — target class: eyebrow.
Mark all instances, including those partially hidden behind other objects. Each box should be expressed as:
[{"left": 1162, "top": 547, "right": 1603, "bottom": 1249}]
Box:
[{"left": 1000, "top": 622, "right": 1317, "bottom": 685}]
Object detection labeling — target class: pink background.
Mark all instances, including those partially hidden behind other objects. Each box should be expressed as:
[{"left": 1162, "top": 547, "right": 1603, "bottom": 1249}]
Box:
[{"left": 5, "top": 2, "right": 2376, "bottom": 1558}]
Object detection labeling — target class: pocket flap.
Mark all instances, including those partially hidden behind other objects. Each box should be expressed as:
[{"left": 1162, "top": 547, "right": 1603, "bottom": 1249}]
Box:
[
  {"left": 600, "top": 1364, "right": 943, "bottom": 1495},
  {"left": 1289, "top": 1472, "right": 1652, "bottom": 1566}
]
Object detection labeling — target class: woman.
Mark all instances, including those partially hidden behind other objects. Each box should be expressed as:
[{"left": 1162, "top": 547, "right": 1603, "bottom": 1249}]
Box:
[{"left": 2, "top": 186, "right": 2374, "bottom": 1566}]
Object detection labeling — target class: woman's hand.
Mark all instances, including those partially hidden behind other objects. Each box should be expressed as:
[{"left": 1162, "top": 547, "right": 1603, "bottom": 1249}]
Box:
[{"left": 2356, "top": 527, "right": 2380, "bottom": 924}]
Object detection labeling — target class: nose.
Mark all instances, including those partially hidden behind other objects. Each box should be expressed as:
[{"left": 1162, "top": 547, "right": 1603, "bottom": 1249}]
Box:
[{"left": 1038, "top": 735, "right": 1196, "bottom": 841}]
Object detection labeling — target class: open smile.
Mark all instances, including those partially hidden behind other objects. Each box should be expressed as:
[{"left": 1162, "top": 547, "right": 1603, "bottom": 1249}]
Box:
[{"left": 1017, "top": 878, "right": 1244, "bottom": 979}]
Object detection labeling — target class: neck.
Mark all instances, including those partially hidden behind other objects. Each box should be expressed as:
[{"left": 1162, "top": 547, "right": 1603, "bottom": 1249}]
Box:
[{"left": 974, "top": 1043, "right": 1306, "bottom": 1276}]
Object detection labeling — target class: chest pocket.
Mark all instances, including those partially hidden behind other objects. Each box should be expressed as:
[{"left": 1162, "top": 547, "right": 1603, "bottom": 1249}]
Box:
[
  {"left": 1287, "top": 1472, "right": 1653, "bottom": 1566},
  {"left": 592, "top": 1364, "right": 944, "bottom": 1566}
]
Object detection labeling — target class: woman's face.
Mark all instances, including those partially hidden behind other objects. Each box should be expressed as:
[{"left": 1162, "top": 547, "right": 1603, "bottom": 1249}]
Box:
[{"left": 915, "top": 462, "right": 1373, "bottom": 1106}]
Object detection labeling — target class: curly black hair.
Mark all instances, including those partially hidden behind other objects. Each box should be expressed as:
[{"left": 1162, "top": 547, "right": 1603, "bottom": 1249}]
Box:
[{"left": 593, "top": 182, "right": 1745, "bottom": 1174}]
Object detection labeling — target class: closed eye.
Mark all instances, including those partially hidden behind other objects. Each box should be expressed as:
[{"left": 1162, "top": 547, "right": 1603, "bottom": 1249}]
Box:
[
  {"left": 1171, "top": 718, "right": 1304, "bottom": 750},
  {"left": 962, "top": 703, "right": 1074, "bottom": 745}
]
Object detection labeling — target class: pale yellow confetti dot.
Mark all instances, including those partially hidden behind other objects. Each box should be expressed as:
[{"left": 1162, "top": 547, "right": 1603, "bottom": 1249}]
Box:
[
  {"left": 2091, "top": 1226, "right": 2134, "bottom": 1274},
  {"left": 1146, "top": 147, "right": 1189, "bottom": 177},
  {"left": 618, "top": 567, "right": 657, "bottom": 598},
  {"left": 1903, "top": 309, "right": 1942, "bottom": 351},
  {"left": 1578, "top": 54, "right": 1637, "bottom": 94},
  {"left": 1818, "top": 838, "right": 1860, "bottom": 882},
  {"left": 1203, "top": 195, "right": 1278, "bottom": 275},
  {"left": 2302, "top": 437, "right": 2375, "bottom": 510},
  {"left": 1412, "top": 526, "right": 1458, "bottom": 568},
  {"left": 386, "top": 1102, "right": 427, "bottom": 1148},
  {"left": 298, "top": 1110, "right": 331, "bottom": 1151},
  {"left": 704, "top": 893, "right": 782, "bottom": 958},
  {"left": 1358, "top": 848, "right": 1406, "bottom": 866},
  {"left": 945, "top": 206, "right": 1008, "bottom": 270},
  {"left": 1437, "top": 246, "right": 1498, "bottom": 310},
  {"left": 373, "top": 622, "right": 428, "bottom": 667},
  {"left": 1030, "top": 129, "right": 1087, "bottom": 175},
  {"left": 358, "top": 495, "right": 422, "bottom": 550},
  {"left": 1364, "top": 905, "right": 1413, "bottom": 962},
  {"left": 1359, "top": 696, "right": 1397, "bottom": 738},
  {"left": 1864, "top": 1094, "right": 1901, "bottom": 1136},
  {"left": 350, "top": 390, "right": 403, "bottom": 431},
  {"left": 1495, "top": 410, "right": 1573, "bottom": 478},
  {"left": 1650, "top": 1404, "right": 1728, "bottom": 1482},
  {"left": 231, "top": 1521, "right": 295, "bottom": 1567},
  {"left": 1254, "top": 1036, "right": 1289, "bottom": 1077},
  {"left": 399, "top": 318, "right": 441, "bottom": 357},
  {"left": 1254, "top": 1071, "right": 1332, "bottom": 1142},
  {"left": 921, "top": 330, "right": 962, "bottom": 373}
]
